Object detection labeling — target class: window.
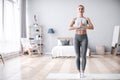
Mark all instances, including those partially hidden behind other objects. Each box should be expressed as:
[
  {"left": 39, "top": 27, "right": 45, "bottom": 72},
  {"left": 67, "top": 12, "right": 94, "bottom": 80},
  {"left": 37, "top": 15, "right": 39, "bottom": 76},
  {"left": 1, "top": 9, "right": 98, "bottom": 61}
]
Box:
[
  {"left": 0, "top": 0, "right": 3, "bottom": 51},
  {"left": 0, "top": 0, "right": 20, "bottom": 53},
  {"left": 0, "top": 0, "right": 3, "bottom": 41}
]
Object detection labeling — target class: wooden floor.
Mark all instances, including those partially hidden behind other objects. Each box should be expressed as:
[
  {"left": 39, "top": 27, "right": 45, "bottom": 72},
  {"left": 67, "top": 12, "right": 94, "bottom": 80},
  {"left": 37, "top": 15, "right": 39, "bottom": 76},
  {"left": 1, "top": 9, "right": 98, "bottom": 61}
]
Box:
[{"left": 0, "top": 54, "right": 120, "bottom": 80}]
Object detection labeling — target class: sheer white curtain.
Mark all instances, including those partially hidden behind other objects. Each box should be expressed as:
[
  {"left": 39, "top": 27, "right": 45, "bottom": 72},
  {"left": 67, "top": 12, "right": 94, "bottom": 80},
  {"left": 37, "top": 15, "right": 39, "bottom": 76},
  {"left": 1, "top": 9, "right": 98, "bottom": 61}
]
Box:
[
  {"left": 0, "top": 0, "right": 2, "bottom": 38},
  {"left": 0, "top": 0, "right": 3, "bottom": 52},
  {"left": 0, "top": 0, "right": 20, "bottom": 53}
]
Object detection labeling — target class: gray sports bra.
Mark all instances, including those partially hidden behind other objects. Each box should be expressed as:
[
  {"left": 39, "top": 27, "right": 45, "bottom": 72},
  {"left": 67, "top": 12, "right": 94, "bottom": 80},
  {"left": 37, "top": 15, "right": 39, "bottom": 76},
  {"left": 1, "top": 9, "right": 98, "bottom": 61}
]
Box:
[{"left": 74, "top": 17, "right": 88, "bottom": 30}]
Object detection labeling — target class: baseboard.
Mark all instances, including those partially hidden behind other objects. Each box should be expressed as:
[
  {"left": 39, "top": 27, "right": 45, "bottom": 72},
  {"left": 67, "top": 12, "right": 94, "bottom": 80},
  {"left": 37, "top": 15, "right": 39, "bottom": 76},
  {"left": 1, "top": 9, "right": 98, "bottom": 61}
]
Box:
[{"left": 90, "top": 52, "right": 111, "bottom": 55}]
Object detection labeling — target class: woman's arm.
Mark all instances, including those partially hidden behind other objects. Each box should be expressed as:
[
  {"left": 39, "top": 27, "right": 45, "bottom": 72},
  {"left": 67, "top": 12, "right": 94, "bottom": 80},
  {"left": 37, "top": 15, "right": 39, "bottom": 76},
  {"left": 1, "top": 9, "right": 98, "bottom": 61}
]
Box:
[
  {"left": 80, "top": 17, "right": 94, "bottom": 30},
  {"left": 69, "top": 18, "right": 79, "bottom": 30},
  {"left": 86, "top": 17, "right": 94, "bottom": 29}
]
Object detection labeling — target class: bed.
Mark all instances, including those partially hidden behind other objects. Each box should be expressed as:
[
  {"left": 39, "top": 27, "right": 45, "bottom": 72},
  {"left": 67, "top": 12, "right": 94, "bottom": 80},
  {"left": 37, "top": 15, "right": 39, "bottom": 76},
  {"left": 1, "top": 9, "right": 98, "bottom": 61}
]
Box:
[
  {"left": 52, "top": 46, "right": 90, "bottom": 58},
  {"left": 51, "top": 37, "right": 90, "bottom": 58}
]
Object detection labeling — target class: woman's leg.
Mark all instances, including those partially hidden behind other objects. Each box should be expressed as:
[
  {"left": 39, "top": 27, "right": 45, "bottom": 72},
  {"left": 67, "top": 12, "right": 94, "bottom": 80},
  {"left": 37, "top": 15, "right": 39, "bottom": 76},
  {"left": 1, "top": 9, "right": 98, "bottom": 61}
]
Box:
[
  {"left": 81, "top": 37, "right": 88, "bottom": 72},
  {"left": 74, "top": 36, "right": 81, "bottom": 71}
]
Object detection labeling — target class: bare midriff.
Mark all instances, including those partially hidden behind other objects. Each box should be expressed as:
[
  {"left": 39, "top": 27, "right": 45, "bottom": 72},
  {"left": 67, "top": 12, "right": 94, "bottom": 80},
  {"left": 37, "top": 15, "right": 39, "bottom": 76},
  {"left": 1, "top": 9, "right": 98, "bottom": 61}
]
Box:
[{"left": 75, "top": 29, "right": 87, "bottom": 35}]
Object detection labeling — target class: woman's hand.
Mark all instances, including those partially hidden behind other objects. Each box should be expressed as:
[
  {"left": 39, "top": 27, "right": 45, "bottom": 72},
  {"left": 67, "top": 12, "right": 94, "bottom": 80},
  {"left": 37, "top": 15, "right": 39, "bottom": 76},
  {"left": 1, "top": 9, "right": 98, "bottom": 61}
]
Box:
[
  {"left": 79, "top": 20, "right": 83, "bottom": 28},
  {"left": 69, "top": 18, "right": 79, "bottom": 30}
]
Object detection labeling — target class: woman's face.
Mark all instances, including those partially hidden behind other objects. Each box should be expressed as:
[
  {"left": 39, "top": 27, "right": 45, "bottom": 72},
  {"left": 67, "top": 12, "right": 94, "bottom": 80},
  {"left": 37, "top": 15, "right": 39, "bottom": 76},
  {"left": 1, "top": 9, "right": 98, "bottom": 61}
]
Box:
[{"left": 78, "top": 6, "right": 84, "bottom": 14}]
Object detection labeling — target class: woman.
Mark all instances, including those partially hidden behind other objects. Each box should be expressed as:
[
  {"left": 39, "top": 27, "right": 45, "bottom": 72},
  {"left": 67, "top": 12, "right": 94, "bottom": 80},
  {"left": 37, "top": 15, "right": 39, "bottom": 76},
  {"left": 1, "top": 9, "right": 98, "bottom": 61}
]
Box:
[{"left": 69, "top": 5, "right": 94, "bottom": 77}]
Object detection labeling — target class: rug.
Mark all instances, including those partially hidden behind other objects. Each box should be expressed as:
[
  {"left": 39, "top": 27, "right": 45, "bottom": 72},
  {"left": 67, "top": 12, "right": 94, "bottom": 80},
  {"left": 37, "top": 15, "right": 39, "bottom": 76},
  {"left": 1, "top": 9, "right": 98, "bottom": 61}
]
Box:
[{"left": 47, "top": 73, "right": 120, "bottom": 79}]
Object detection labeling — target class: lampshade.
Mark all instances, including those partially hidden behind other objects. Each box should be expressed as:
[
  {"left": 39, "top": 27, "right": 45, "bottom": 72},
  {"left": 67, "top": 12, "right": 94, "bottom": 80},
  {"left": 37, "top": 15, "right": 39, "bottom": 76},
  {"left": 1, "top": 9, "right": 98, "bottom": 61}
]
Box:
[{"left": 48, "top": 28, "right": 54, "bottom": 34}]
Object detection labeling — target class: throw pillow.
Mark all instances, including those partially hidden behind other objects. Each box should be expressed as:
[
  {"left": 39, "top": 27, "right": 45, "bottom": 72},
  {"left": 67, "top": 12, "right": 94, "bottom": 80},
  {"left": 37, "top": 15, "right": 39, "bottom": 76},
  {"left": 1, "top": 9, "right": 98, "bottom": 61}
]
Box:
[{"left": 61, "top": 40, "right": 70, "bottom": 46}]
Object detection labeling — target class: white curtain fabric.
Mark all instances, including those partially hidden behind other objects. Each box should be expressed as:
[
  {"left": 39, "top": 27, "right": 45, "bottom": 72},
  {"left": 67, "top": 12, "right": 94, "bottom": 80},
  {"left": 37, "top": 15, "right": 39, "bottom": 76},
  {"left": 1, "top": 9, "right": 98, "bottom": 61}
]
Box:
[
  {"left": 0, "top": 0, "right": 20, "bottom": 53},
  {"left": 0, "top": 0, "right": 3, "bottom": 40},
  {"left": 0, "top": 0, "right": 4, "bottom": 53}
]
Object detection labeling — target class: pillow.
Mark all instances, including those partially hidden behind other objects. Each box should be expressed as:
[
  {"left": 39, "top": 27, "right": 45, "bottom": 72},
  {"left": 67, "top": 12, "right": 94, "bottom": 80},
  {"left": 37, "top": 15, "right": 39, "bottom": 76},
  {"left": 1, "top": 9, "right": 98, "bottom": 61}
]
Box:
[
  {"left": 57, "top": 40, "right": 62, "bottom": 46},
  {"left": 57, "top": 37, "right": 73, "bottom": 46},
  {"left": 57, "top": 40, "right": 70, "bottom": 46},
  {"left": 69, "top": 39, "right": 73, "bottom": 45},
  {"left": 61, "top": 40, "right": 70, "bottom": 46}
]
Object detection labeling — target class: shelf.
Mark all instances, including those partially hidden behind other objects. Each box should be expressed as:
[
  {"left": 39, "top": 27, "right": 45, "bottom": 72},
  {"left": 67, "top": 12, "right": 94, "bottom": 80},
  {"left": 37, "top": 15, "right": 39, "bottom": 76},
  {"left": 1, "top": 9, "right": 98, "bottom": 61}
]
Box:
[{"left": 29, "top": 24, "right": 43, "bottom": 54}]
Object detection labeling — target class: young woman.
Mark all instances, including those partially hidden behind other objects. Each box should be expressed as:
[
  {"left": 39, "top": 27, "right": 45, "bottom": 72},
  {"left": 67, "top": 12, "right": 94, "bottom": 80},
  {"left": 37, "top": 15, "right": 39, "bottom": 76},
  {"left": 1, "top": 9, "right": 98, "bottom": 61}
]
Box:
[{"left": 69, "top": 5, "right": 94, "bottom": 77}]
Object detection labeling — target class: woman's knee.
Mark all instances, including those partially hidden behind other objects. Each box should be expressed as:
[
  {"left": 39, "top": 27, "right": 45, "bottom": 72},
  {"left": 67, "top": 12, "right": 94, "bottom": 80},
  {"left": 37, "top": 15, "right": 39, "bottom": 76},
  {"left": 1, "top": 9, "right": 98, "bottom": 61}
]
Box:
[{"left": 76, "top": 56, "right": 80, "bottom": 60}]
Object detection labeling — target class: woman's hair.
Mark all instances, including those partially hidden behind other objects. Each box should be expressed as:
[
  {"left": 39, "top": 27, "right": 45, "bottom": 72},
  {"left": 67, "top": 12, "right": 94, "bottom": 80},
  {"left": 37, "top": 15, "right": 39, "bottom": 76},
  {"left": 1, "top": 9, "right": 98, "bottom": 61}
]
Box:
[{"left": 78, "top": 5, "right": 85, "bottom": 9}]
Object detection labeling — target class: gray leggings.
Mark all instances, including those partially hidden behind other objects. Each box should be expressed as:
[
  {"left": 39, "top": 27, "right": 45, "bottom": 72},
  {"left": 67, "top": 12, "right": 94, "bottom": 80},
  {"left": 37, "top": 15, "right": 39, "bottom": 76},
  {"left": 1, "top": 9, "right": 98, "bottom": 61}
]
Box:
[{"left": 74, "top": 34, "right": 88, "bottom": 71}]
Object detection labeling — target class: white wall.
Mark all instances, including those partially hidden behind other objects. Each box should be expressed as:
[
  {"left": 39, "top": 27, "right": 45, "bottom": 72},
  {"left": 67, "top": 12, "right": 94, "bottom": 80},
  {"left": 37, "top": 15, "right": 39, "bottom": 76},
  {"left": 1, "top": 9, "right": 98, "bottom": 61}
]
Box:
[{"left": 26, "top": 0, "right": 120, "bottom": 53}]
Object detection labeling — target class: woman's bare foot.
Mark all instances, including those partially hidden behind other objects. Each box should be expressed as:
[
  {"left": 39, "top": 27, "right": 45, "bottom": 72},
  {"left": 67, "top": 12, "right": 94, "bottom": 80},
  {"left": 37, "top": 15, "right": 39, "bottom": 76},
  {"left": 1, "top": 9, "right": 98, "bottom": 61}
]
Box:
[
  {"left": 80, "top": 70, "right": 85, "bottom": 78},
  {"left": 78, "top": 70, "right": 81, "bottom": 78}
]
